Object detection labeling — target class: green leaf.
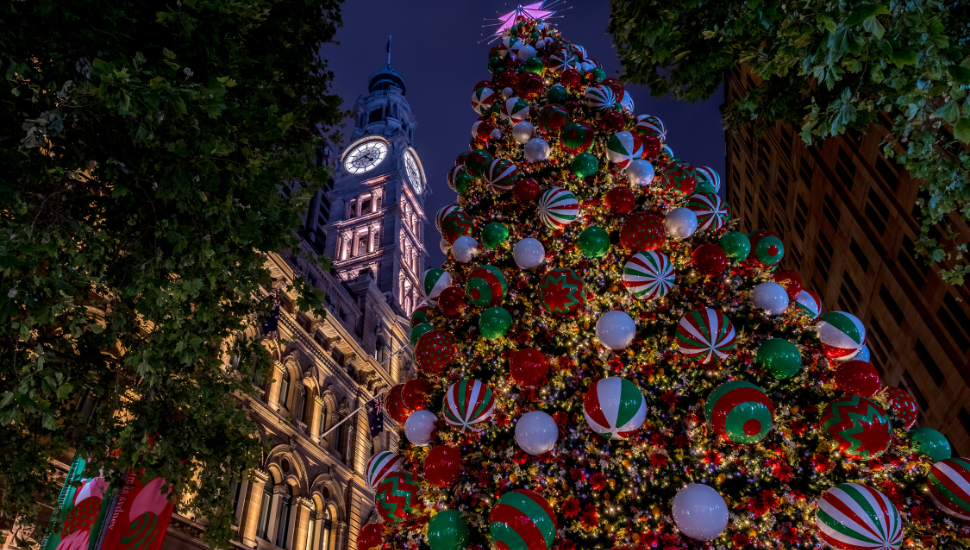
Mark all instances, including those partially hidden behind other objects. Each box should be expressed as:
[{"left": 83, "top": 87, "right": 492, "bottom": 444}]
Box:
[
  {"left": 934, "top": 101, "right": 960, "bottom": 124},
  {"left": 949, "top": 65, "right": 970, "bottom": 86},
  {"left": 954, "top": 118, "right": 970, "bottom": 143},
  {"left": 862, "top": 15, "right": 885, "bottom": 39}
]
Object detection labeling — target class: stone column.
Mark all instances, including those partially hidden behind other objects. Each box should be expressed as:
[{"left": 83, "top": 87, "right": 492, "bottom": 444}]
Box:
[
  {"left": 291, "top": 497, "right": 314, "bottom": 550},
  {"left": 311, "top": 396, "right": 325, "bottom": 443},
  {"left": 239, "top": 469, "right": 270, "bottom": 547},
  {"left": 265, "top": 484, "right": 287, "bottom": 546},
  {"left": 335, "top": 521, "right": 349, "bottom": 550},
  {"left": 267, "top": 363, "right": 285, "bottom": 410}
]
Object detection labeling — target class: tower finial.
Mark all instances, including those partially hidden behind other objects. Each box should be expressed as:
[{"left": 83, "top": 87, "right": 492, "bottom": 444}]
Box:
[{"left": 386, "top": 35, "right": 392, "bottom": 65}]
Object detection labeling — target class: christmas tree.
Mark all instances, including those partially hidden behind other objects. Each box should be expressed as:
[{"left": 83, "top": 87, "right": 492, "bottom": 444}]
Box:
[{"left": 358, "top": 13, "right": 970, "bottom": 550}]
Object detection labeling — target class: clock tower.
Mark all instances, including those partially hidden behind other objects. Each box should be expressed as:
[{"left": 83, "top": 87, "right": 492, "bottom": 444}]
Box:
[{"left": 324, "top": 60, "right": 429, "bottom": 317}]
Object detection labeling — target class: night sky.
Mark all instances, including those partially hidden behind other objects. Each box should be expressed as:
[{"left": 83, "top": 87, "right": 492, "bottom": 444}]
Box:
[{"left": 320, "top": 1, "right": 725, "bottom": 268}]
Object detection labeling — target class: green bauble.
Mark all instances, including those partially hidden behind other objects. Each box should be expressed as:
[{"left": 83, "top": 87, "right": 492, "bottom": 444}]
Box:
[
  {"left": 719, "top": 231, "right": 751, "bottom": 263},
  {"left": 571, "top": 152, "right": 600, "bottom": 178},
  {"left": 577, "top": 226, "right": 610, "bottom": 258},
  {"left": 410, "top": 323, "right": 434, "bottom": 346},
  {"left": 488, "top": 56, "right": 507, "bottom": 74},
  {"left": 481, "top": 222, "right": 510, "bottom": 249},
  {"left": 545, "top": 84, "right": 569, "bottom": 105},
  {"left": 695, "top": 180, "right": 718, "bottom": 195},
  {"left": 452, "top": 169, "right": 472, "bottom": 195},
  {"left": 479, "top": 307, "right": 512, "bottom": 340},
  {"left": 589, "top": 67, "right": 607, "bottom": 82},
  {"left": 427, "top": 510, "right": 469, "bottom": 550},
  {"left": 523, "top": 56, "right": 545, "bottom": 75},
  {"left": 756, "top": 339, "right": 802, "bottom": 380},
  {"left": 909, "top": 427, "right": 951, "bottom": 461}
]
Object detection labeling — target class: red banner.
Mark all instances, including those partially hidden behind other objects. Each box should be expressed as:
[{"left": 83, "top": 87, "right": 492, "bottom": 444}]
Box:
[{"left": 99, "top": 469, "right": 176, "bottom": 550}]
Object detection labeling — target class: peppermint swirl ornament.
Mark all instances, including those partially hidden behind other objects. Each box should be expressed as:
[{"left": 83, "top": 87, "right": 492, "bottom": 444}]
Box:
[
  {"left": 927, "top": 458, "right": 970, "bottom": 521},
  {"left": 489, "top": 489, "right": 557, "bottom": 550},
  {"left": 622, "top": 251, "right": 674, "bottom": 300},
  {"left": 583, "top": 85, "right": 615, "bottom": 111},
  {"left": 821, "top": 396, "right": 892, "bottom": 461},
  {"left": 365, "top": 452, "right": 402, "bottom": 490},
  {"left": 548, "top": 48, "right": 576, "bottom": 72},
  {"left": 705, "top": 381, "right": 774, "bottom": 445},
  {"left": 465, "top": 265, "right": 508, "bottom": 307},
  {"left": 443, "top": 379, "right": 495, "bottom": 432},
  {"left": 635, "top": 114, "right": 666, "bottom": 140},
  {"left": 583, "top": 377, "right": 647, "bottom": 440},
  {"left": 676, "top": 308, "right": 737, "bottom": 363},
  {"left": 538, "top": 187, "right": 580, "bottom": 229},
  {"left": 695, "top": 166, "right": 721, "bottom": 194},
  {"left": 538, "top": 268, "right": 585, "bottom": 314},
  {"left": 686, "top": 193, "right": 730, "bottom": 232},
  {"left": 484, "top": 158, "right": 519, "bottom": 193},
  {"left": 815, "top": 483, "right": 902, "bottom": 550}
]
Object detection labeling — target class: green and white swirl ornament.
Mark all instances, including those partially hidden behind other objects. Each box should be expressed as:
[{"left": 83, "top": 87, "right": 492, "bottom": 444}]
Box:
[
  {"left": 622, "top": 251, "right": 674, "bottom": 300},
  {"left": 795, "top": 289, "right": 822, "bottom": 318},
  {"left": 818, "top": 311, "right": 866, "bottom": 360},
  {"left": 815, "top": 483, "right": 902, "bottom": 550},
  {"left": 538, "top": 187, "right": 580, "bottom": 229},
  {"left": 583, "top": 377, "right": 647, "bottom": 440},
  {"left": 686, "top": 193, "right": 730, "bottom": 232},
  {"left": 421, "top": 268, "right": 452, "bottom": 305}
]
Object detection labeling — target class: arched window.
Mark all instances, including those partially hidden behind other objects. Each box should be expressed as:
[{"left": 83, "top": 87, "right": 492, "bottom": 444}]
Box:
[
  {"left": 256, "top": 479, "right": 274, "bottom": 540},
  {"left": 368, "top": 108, "right": 381, "bottom": 124},
  {"left": 275, "top": 489, "right": 292, "bottom": 549},
  {"left": 228, "top": 478, "right": 243, "bottom": 520},
  {"left": 278, "top": 374, "right": 290, "bottom": 409},
  {"left": 374, "top": 336, "right": 385, "bottom": 362},
  {"left": 297, "top": 386, "right": 308, "bottom": 423},
  {"left": 331, "top": 420, "right": 342, "bottom": 455},
  {"left": 318, "top": 404, "right": 328, "bottom": 441},
  {"left": 320, "top": 508, "right": 333, "bottom": 550}
]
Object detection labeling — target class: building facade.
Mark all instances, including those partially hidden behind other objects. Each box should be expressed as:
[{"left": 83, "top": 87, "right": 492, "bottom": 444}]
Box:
[{"left": 724, "top": 65, "right": 970, "bottom": 456}]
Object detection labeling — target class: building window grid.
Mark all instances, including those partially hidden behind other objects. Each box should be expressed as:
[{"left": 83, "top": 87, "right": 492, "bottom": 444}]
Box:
[{"left": 913, "top": 339, "right": 946, "bottom": 387}]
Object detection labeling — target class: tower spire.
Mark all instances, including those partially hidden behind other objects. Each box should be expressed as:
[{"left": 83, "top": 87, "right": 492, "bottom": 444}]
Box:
[{"left": 386, "top": 35, "right": 392, "bottom": 65}]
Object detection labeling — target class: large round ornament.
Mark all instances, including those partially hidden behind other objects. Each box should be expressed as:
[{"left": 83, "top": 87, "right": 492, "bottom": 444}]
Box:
[
  {"left": 664, "top": 207, "right": 698, "bottom": 240},
  {"left": 635, "top": 114, "right": 666, "bottom": 140},
  {"left": 626, "top": 159, "right": 655, "bottom": 187},
  {"left": 756, "top": 339, "right": 802, "bottom": 380},
  {"left": 676, "top": 309, "right": 737, "bottom": 363},
  {"left": 571, "top": 152, "right": 599, "bottom": 178},
  {"left": 606, "top": 131, "right": 641, "bottom": 167},
  {"left": 605, "top": 186, "right": 635, "bottom": 215},
  {"left": 691, "top": 244, "right": 727, "bottom": 278},
  {"left": 544, "top": 83, "right": 569, "bottom": 104},
  {"left": 452, "top": 236, "right": 479, "bottom": 264},
  {"left": 514, "top": 411, "right": 559, "bottom": 456},
  {"left": 514, "top": 178, "right": 540, "bottom": 202},
  {"left": 549, "top": 48, "right": 576, "bottom": 72},
  {"left": 501, "top": 97, "right": 530, "bottom": 123},
  {"left": 437, "top": 286, "right": 466, "bottom": 318},
  {"left": 537, "top": 269, "right": 586, "bottom": 314},
  {"left": 512, "top": 121, "right": 535, "bottom": 144},
  {"left": 773, "top": 269, "right": 804, "bottom": 299},
  {"left": 622, "top": 251, "right": 674, "bottom": 299},
  {"left": 513, "top": 238, "right": 545, "bottom": 269},
  {"left": 466, "top": 265, "right": 508, "bottom": 307},
  {"left": 410, "top": 323, "right": 433, "bottom": 346},
  {"left": 817, "top": 311, "right": 866, "bottom": 360},
  {"left": 365, "top": 451, "right": 402, "bottom": 490},
  {"left": 748, "top": 230, "right": 785, "bottom": 267},
  {"left": 464, "top": 150, "right": 493, "bottom": 179},
  {"left": 385, "top": 384, "right": 410, "bottom": 424},
  {"left": 583, "top": 85, "right": 615, "bottom": 111},
  {"left": 524, "top": 138, "right": 551, "bottom": 162},
  {"left": 447, "top": 165, "right": 471, "bottom": 194},
  {"left": 510, "top": 349, "right": 549, "bottom": 388},
  {"left": 414, "top": 330, "right": 457, "bottom": 375},
  {"left": 750, "top": 281, "right": 790, "bottom": 316},
  {"left": 435, "top": 205, "right": 460, "bottom": 232},
  {"left": 882, "top": 386, "right": 918, "bottom": 430},
  {"left": 595, "top": 311, "right": 636, "bottom": 350},
  {"left": 928, "top": 458, "right": 970, "bottom": 521},
  {"left": 686, "top": 193, "right": 730, "bottom": 232},
  {"left": 705, "top": 381, "right": 774, "bottom": 444},
  {"left": 537, "top": 104, "right": 568, "bottom": 132},
  {"left": 560, "top": 122, "right": 594, "bottom": 154},
  {"left": 855, "top": 344, "right": 871, "bottom": 363},
  {"left": 485, "top": 159, "right": 519, "bottom": 193},
  {"left": 815, "top": 483, "right": 902, "bottom": 550},
  {"left": 577, "top": 226, "right": 610, "bottom": 258},
  {"left": 719, "top": 231, "right": 751, "bottom": 263},
  {"left": 356, "top": 524, "right": 384, "bottom": 550},
  {"left": 620, "top": 213, "right": 665, "bottom": 251},
  {"left": 795, "top": 289, "right": 822, "bottom": 318},
  {"left": 538, "top": 187, "right": 580, "bottom": 229},
  {"left": 443, "top": 379, "right": 495, "bottom": 433},
  {"left": 514, "top": 72, "right": 542, "bottom": 98},
  {"left": 427, "top": 509, "right": 469, "bottom": 550},
  {"left": 421, "top": 268, "right": 453, "bottom": 305},
  {"left": 472, "top": 119, "right": 496, "bottom": 143},
  {"left": 661, "top": 161, "right": 697, "bottom": 197},
  {"left": 834, "top": 360, "right": 881, "bottom": 397},
  {"left": 471, "top": 87, "right": 496, "bottom": 115},
  {"left": 441, "top": 211, "right": 473, "bottom": 244},
  {"left": 410, "top": 304, "right": 432, "bottom": 327},
  {"left": 489, "top": 489, "right": 557, "bottom": 550},
  {"left": 909, "top": 428, "right": 951, "bottom": 462},
  {"left": 695, "top": 166, "right": 721, "bottom": 194},
  {"left": 404, "top": 410, "right": 436, "bottom": 446},
  {"left": 374, "top": 471, "right": 420, "bottom": 523},
  {"left": 479, "top": 307, "right": 512, "bottom": 340},
  {"left": 583, "top": 377, "right": 647, "bottom": 439},
  {"left": 821, "top": 396, "right": 892, "bottom": 461},
  {"left": 671, "top": 484, "right": 728, "bottom": 541},
  {"left": 403, "top": 378, "right": 430, "bottom": 412},
  {"left": 424, "top": 446, "right": 464, "bottom": 488}
]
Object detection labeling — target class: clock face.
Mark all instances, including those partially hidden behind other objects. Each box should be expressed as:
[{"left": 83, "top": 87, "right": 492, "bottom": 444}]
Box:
[
  {"left": 344, "top": 141, "right": 388, "bottom": 174},
  {"left": 404, "top": 151, "right": 423, "bottom": 193}
]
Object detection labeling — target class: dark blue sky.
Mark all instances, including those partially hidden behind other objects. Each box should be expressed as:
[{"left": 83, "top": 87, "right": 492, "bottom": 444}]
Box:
[{"left": 320, "top": 1, "right": 725, "bottom": 268}]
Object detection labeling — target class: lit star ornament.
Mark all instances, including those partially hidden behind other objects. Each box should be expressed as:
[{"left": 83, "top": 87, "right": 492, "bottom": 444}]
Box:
[{"left": 494, "top": 2, "right": 555, "bottom": 35}]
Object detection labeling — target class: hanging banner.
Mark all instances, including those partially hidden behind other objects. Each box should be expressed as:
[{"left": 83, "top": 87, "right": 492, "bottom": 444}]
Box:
[
  {"left": 99, "top": 469, "right": 176, "bottom": 550},
  {"left": 41, "top": 454, "right": 113, "bottom": 550}
]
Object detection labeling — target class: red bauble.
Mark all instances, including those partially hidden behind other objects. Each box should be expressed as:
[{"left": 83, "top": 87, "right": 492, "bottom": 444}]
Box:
[
  {"left": 510, "top": 348, "right": 550, "bottom": 387},
  {"left": 402, "top": 378, "right": 431, "bottom": 411},
  {"left": 385, "top": 384, "right": 410, "bottom": 424},
  {"left": 692, "top": 244, "right": 728, "bottom": 277},
  {"left": 600, "top": 77, "right": 624, "bottom": 99},
  {"left": 414, "top": 330, "right": 457, "bottom": 375},
  {"left": 834, "top": 360, "right": 881, "bottom": 397},
  {"left": 773, "top": 269, "right": 804, "bottom": 299},
  {"left": 356, "top": 524, "right": 384, "bottom": 550},
  {"left": 882, "top": 386, "right": 918, "bottom": 429},
  {"left": 473, "top": 120, "right": 495, "bottom": 143},
  {"left": 437, "top": 286, "right": 467, "bottom": 317},
  {"left": 424, "top": 445, "right": 464, "bottom": 487},
  {"left": 495, "top": 69, "right": 518, "bottom": 90},
  {"left": 537, "top": 105, "right": 568, "bottom": 133},
  {"left": 598, "top": 111, "right": 625, "bottom": 133},
  {"left": 619, "top": 213, "right": 666, "bottom": 252},
  {"left": 641, "top": 135, "right": 663, "bottom": 158},
  {"left": 605, "top": 186, "right": 636, "bottom": 215},
  {"left": 515, "top": 73, "right": 545, "bottom": 99},
  {"left": 474, "top": 79, "right": 493, "bottom": 90},
  {"left": 560, "top": 68, "right": 582, "bottom": 88},
  {"left": 455, "top": 151, "right": 471, "bottom": 166},
  {"left": 514, "top": 178, "right": 541, "bottom": 202}
]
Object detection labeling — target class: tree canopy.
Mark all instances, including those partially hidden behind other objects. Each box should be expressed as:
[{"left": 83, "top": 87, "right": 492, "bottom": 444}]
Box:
[
  {"left": 0, "top": 0, "right": 342, "bottom": 546},
  {"left": 609, "top": 0, "right": 970, "bottom": 284}
]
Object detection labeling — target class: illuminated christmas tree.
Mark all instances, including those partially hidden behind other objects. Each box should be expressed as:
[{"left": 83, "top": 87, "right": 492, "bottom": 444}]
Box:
[{"left": 357, "top": 9, "right": 970, "bottom": 550}]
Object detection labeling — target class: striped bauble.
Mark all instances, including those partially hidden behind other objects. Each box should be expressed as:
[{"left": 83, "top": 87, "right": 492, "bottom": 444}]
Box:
[
  {"left": 489, "top": 489, "right": 557, "bottom": 550},
  {"left": 815, "top": 483, "right": 902, "bottom": 550},
  {"left": 421, "top": 268, "right": 452, "bottom": 305},
  {"left": 635, "top": 114, "right": 666, "bottom": 140},
  {"left": 928, "top": 457, "right": 970, "bottom": 521},
  {"left": 622, "top": 251, "right": 674, "bottom": 300},
  {"left": 443, "top": 379, "right": 495, "bottom": 432},
  {"left": 538, "top": 187, "right": 580, "bottom": 229},
  {"left": 795, "top": 289, "right": 822, "bottom": 319},
  {"left": 364, "top": 452, "right": 402, "bottom": 490},
  {"left": 694, "top": 166, "right": 721, "bottom": 194},
  {"left": 705, "top": 381, "right": 773, "bottom": 445},
  {"left": 686, "top": 193, "right": 730, "bottom": 232},
  {"left": 583, "top": 378, "right": 646, "bottom": 440},
  {"left": 606, "top": 131, "right": 640, "bottom": 167},
  {"left": 676, "top": 308, "right": 736, "bottom": 363},
  {"left": 817, "top": 311, "right": 866, "bottom": 360},
  {"left": 501, "top": 97, "right": 530, "bottom": 123},
  {"left": 548, "top": 48, "right": 576, "bottom": 72},
  {"left": 484, "top": 158, "right": 519, "bottom": 193},
  {"left": 583, "top": 85, "right": 615, "bottom": 111}
]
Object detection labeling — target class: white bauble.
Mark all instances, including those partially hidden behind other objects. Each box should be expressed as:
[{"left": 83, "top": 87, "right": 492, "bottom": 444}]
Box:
[
  {"left": 490, "top": 128, "right": 504, "bottom": 140},
  {"left": 515, "top": 411, "right": 558, "bottom": 455},
  {"left": 665, "top": 208, "right": 698, "bottom": 240},
  {"left": 512, "top": 121, "right": 535, "bottom": 144},
  {"left": 404, "top": 410, "right": 436, "bottom": 446},
  {"left": 536, "top": 23, "right": 546, "bottom": 31},
  {"left": 672, "top": 484, "right": 728, "bottom": 541},
  {"left": 502, "top": 87, "right": 514, "bottom": 98},
  {"left": 535, "top": 37, "right": 547, "bottom": 49},
  {"left": 439, "top": 238, "right": 451, "bottom": 254},
  {"left": 523, "top": 138, "right": 551, "bottom": 162},
  {"left": 452, "top": 236, "right": 479, "bottom": 264},
  {"left": 750, "top": 282, "right": 790, "bottom": 316},
  {"left": 626, "top": 159, "right": 655, "bottom": 187},
  {"left": 513, "top": 238, "right": 545, "bottom": 269},
  {"left": 515, "top": 45, "right": 536, "bottom": 61},
  {"left": 596, "top": 311, "right": 636, "bottom": 350}
]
